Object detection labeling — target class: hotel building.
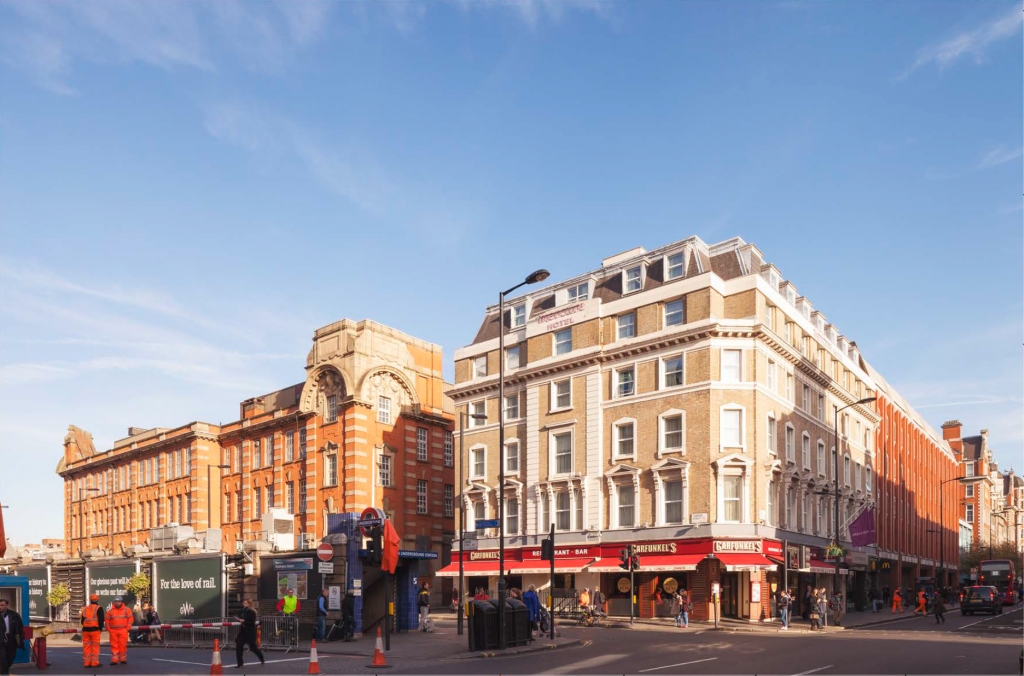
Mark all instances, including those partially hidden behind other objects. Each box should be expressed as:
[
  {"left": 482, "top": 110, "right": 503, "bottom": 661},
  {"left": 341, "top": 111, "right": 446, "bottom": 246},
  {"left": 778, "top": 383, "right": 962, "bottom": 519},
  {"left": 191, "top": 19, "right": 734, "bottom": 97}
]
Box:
[{"left": 442, "top": 236, "right": 957, "bottom": 621}]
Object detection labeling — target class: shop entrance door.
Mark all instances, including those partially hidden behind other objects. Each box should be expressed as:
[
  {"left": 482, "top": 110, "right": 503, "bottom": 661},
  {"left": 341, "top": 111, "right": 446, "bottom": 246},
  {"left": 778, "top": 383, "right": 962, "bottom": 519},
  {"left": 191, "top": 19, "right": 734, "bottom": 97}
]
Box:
[{"left": 721, "top": 572, "right": 739, "bottom": 617}]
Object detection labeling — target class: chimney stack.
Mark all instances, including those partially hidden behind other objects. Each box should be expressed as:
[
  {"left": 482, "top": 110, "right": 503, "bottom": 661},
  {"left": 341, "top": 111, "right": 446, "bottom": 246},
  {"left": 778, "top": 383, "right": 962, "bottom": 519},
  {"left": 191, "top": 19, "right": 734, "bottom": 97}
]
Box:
[{"left": 941, "top": 420, "right": 962, "bottom": 441}]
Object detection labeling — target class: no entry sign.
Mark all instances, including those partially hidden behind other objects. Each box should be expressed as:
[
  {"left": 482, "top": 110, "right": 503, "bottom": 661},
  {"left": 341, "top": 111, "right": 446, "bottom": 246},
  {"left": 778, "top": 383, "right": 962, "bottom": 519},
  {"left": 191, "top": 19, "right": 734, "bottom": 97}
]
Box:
[{"left": 317, "top": 543, "right": 334, "bottom": 562}]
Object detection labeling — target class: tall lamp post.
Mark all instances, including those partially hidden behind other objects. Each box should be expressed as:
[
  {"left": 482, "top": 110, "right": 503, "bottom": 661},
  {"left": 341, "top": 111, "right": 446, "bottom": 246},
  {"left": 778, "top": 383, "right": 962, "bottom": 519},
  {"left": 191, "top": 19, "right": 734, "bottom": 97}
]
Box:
[
  {"left": 832, "top": 396, "right": 876, "bottom": 597},
  {"left": 207, "top": 463, "right": 230, "bottom": 532},
  {"left": 497, "top": 268, "right": 549, "bottom": 650},
  {"left": 457, "top": 410, "right": 487, "bottom": 636},
  {"left": 78, "top": 486, "right": 100, "bottom": 558},
  {"left": 936, "top": 476, "right": 966, "bottom": 587}
]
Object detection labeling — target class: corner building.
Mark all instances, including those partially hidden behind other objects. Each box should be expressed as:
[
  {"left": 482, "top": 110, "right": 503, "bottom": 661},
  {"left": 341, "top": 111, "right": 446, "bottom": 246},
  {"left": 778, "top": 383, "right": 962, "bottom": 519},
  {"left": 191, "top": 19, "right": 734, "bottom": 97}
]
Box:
[
  {"left": 58, "top": 319, "right": 455, "bottom": 604},
  {"left": 444, "top": 236, "right": 955, "bottom": 622}
]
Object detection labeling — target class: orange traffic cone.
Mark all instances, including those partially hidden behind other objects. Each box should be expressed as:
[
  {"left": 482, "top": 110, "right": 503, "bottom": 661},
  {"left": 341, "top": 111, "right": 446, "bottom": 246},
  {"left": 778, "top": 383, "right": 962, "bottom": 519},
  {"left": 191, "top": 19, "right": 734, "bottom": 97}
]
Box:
[
  {"left": 210, "top": 639, "right": 223, "bottom": 675},
  {"left": 371, "top": 627, "right": 388, "bottom": 668},
  {"left": 308, "top": 638, "right": 320, "bottom": 674}
]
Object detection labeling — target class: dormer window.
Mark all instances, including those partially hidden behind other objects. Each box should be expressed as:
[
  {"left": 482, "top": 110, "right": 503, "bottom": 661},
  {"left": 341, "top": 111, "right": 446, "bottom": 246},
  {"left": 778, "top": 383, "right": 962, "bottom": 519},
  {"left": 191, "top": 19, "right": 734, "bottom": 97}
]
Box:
[
  {"left": 769, "top": 270, "right": 780, "bottom": 290},
  {"left": 512, "top": 304, "right": 526, "bottom": 328},
  {"left": 786, "top": 288, "right": 796, "bottom": 305},
  {"left": 666, "top": 252, "right": 685, "bottom": 280},
  {"left": 624, "top": 265, "right": 643, "bottom": 293},
  {"left": 567, "top": 283, "right": 589, "bottom": 303}
]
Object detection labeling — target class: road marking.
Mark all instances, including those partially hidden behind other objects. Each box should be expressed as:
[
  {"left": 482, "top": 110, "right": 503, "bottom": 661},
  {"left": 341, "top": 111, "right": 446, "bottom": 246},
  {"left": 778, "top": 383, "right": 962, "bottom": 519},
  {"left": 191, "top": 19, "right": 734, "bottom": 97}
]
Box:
[
  {"left": 792, "top": 666, "right": 833, "bottom": 676},
  {"left": 957, "top": 606, "right": 1023, "bottom": 632},
  {"left": 546, "top": 653, "right": 628, "bottom": 674},
  {"left": 153, "top": 656, "right": 324, "bottom": 668},
  {"left": 638, "top": 657, "right": 718, "bottom": 673}
]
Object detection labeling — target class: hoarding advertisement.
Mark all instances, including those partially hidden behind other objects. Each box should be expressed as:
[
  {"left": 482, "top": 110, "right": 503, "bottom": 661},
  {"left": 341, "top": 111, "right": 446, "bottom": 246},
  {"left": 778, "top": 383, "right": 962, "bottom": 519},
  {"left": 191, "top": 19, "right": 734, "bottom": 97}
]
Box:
[
  {"left": 88, "top": 563, "right": 137, "bottom": 610},
  {"left": 16, "top": 567, "right": 49, "bottom": 620},
  {"left": 154, "top": 557, "right": 223, "bottom": 621}
]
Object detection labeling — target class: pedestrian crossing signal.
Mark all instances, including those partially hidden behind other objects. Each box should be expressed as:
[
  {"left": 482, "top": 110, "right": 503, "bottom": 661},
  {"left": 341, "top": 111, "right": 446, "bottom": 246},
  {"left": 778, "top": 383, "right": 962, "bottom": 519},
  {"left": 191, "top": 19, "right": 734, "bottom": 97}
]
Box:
[
  {"left": 540, "top": 538, "right": 554, "bottom": 561},
  {"left": 619, "top": 548, "right": 630, "bottom": 570}
]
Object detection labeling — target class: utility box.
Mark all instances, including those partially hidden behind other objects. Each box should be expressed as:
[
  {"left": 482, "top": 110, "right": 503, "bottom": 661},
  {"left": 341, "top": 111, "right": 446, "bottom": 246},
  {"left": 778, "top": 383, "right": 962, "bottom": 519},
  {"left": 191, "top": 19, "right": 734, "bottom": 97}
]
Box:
[{"left": 262, "top": 509, "right": 295, "bottom": 551}]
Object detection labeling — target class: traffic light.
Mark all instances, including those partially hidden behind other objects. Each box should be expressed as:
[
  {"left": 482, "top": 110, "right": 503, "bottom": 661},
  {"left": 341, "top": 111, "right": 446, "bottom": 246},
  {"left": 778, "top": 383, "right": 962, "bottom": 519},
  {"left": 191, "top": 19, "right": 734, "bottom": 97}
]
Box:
[
  {"left": 540, "top": 538, "right": 554, "bottom": 561},
  {"left": 630, "top": 554, "right": 640, "bottom": 571},
  {"left": 619, "top": 548, "right": 630, "bottom": 570},
  {"left": 366, "top": 528, "right": 383, "bottom": 566}
]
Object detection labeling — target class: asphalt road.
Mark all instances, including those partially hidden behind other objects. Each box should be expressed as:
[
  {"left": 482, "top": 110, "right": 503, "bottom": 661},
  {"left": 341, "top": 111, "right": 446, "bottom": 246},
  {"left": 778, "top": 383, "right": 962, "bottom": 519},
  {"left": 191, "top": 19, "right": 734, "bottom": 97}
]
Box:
[{"left": 14, "top": 605, "right": 1022, "bottom": 675}]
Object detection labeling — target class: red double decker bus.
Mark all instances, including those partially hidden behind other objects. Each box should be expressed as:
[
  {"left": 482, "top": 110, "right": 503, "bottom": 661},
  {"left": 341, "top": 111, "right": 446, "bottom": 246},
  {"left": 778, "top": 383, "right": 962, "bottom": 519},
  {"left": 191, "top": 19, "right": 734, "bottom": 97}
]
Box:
[{"left": 978, "top": 559, "right": 1018, "bottom": 606}]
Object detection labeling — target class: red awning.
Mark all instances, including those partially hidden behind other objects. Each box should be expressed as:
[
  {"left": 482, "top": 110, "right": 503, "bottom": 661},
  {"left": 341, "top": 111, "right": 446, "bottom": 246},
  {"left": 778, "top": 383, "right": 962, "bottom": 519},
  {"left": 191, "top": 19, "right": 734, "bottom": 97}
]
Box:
[
  {"left": 513, "top": 558, "right": 595, "bottom": 574},
  {"left": 715, "top": 553, "right": 778, "bottom": 572},
  {"left": 589, "top": 554, "right": 704, "bottom": 572},
  {"left": 807, "top": 559, "right": 839, "bottom": 575},
  {"left": 435, "top": 561, "right": 503, "bottom": 578}
]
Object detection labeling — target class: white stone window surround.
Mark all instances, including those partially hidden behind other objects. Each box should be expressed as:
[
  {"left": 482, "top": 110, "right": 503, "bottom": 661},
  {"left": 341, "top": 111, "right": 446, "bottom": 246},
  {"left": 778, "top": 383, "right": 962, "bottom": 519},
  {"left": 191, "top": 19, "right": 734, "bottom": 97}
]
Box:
[
  {"left": 617, "top": 312, "right": 636, "bottom": 339},
  {"left": 553, "top": 328, "right": 573, "bottom": 356},
  {"left": 605, "top": 464, "right": 641, "bottom": 529},
  {"left": 784, "top": 423, "right": 796, "bottom": 464},
  {"left": 535, "top": 476, "right": 586, "bottom": 532},
  {"left": 658, "top": 408, "right": 686, "bottom": 457},
  {"left": 663, "top": 249, "right": 687, "bottom": 281},
  {"left": 612, "top": 416, "right": 638, "bottom": 461},
  {"left": 652, "top": 456, "right": 690, "bottom": 526},
  {"left": 659, "top": 353, "right": 685, "bottom": 390},
  {"left": 472, "top": 355, "right": 487, "bottom": 379},
  {"left": 550, "top": 378, "right": 573, "bottom": 412},
  {"left": 548, "top": 425, "right": 575, "bottom": 478},
  {"left": 719, "top": 403, "right": 747, "bottom": 452},
  {"left": 817, "top": 440, "right": 826, "bottom": 476},
  {"left": 504, "top": 392, "right": 521, "bottom": 422},
  {"left": 469, "top": 443, "right": 487, "bottom": 480},
  {"left": 766, "top": 412, "right": 777, "bottom": 455},
  {"left": 503, "top": 437, "right": 520, "bottom": 476},
  {"left": 714, "top": 453, "right": 753, "bottom": 524},
  {"left": 506, "top": 345, "right": 521, "bottom": 370},
  {"left": 469, "top": 399, "right": 487, "bottom": 427},
  {"left": 622, "top": 263, "right": 646, "bottom": 295},
  {"left": 801, "top": 432, "right": 811, "bottom": 471},
  {"left": 721, "top": 347, "right": 743, "bottom": 383},
  {"left": 512, "top": 303, "right": 528, "bottom": 329},
  {"left": 663, "top": 297, "right": 685, "bottom": 327},
  {"left": 614, "top": 363, "right": 636, "bottom": 399},
  {"left": 502, "top": 478, "right": 524, "bottom": 534},
  {"left": 464, "top": 483, "right": 493, "bottom": 531},
  {"left": 766, "top": 458, "right": 783, "bottom": 527}
]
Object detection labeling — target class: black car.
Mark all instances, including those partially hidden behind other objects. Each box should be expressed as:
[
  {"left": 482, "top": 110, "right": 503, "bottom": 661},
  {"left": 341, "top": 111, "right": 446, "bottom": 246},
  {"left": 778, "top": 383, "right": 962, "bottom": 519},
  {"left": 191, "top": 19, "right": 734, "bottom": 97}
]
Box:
[{"left": 961, "top": 585, "right": 1003, "bottom": 615}]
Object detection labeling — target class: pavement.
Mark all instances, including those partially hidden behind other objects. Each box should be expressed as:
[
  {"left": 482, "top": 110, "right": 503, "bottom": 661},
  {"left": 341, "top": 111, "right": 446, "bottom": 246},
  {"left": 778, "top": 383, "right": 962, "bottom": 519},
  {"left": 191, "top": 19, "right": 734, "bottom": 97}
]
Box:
[{"left": 13, "top": 605, "right": 1020, "bottom": 674}]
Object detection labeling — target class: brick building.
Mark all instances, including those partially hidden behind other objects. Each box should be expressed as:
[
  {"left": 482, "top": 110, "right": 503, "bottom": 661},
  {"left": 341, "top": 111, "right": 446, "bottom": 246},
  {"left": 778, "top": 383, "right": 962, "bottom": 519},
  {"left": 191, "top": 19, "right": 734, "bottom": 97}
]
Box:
[
  {"left": 942, "top": 423, "right": 1000, "bottom": 552},
  {"left": 442, "top": 236, "right": 955, "bottom": 621},
  {"left": 58, "top": 319, "right": 455, "bottom": 602}
]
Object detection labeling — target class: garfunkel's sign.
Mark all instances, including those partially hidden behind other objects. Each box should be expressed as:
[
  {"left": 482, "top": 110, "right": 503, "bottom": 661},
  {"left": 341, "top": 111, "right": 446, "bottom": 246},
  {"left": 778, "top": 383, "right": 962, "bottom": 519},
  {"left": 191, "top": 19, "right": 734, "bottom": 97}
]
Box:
[
  {"left": 469, "top": 551, "right": 501, "bottom": 561},
  {"left": 632, "top": 543, "right": 678, "bottom": 554},
  {"left": 713, "top": 540, "right": 762, "bottom": 553}
]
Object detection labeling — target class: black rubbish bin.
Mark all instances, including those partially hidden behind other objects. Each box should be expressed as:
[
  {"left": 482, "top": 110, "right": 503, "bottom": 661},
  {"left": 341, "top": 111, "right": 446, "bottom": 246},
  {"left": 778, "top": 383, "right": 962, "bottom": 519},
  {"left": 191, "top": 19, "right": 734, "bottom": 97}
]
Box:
[
  {"left": 468, "top": 600, "right": 498, "bottom": 652},
  {"left": 504, "top": 598, "right": 531, "bottom": 647}
]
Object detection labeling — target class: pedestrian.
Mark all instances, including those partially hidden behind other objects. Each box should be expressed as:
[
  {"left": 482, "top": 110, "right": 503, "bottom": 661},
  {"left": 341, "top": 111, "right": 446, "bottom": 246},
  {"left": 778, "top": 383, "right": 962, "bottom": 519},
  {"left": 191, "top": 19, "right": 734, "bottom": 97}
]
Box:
[
  {"left": 817, "top": 588, "right": 829, "bottom": 628},
  {"left": 316, "top": 589, "right": 329, "bottom": 640},
  {"left": 809, "top": 599, "right": 821, "bottom": 630},
  {"left": 671, "top": 591, "right": 683, "bottom": 627},
  {"left": 882, "top": 586, "right": 890, "bottom": 605},
  {"left": 474, "top": 587, "right": 489, "bottom": 601},
  {"left": 131, "top": 602, "right": 145, "bottom": 644},
  {"left": 145, "top": 603, "right": 163, "bottom": 643},
  {"left": 914, "top": 590, "right": 927, "bottom": 616},
  {"left": 341, "top": 590, "right": 356, "bottom": 641},
  {"left": 891, "top": 588, "right": 902, "bottom": 614},
  {"left": 451, "top": 587, "right": 460, "bottom": 614},
  {"left": 593, "top": 587, "right": 608, "bottom": 620},
  {"left": 778, "top": 588, "right": 791, "bottom": 630},
  {"left": 106, "top": 595, "right": 133, "bottom": 665},
  {"left": 579, "top": 588, "right": 591, "bottom": 617},
  {"left": 0, "top": 598, "right": 25, "bottom": 676},
  {"left": 802, "top": 587, "right": 812, "bottom": 620},
  {"left": 679, "top": 589, "right": 690, "bottom": 628},
  {"left": 522, "top": 585, "right": 541, "bottom": 637},
  {"left": 418, "top": 582, "right": 431, "bottom": 631},
  {"left": 933, "top": 594, "right": 946, "bottom": 624},
  {"left": 234, "top": 598, "right": 265, "bottom": 668},
  {"left": 80, "top": 593, "right": 104, "bottom": 669},
  {"left": 831, "top": 592, "right": 844, "bottom": 627},
  {"left": 277, "top": 588, "right": 301, "bottom": 616}
]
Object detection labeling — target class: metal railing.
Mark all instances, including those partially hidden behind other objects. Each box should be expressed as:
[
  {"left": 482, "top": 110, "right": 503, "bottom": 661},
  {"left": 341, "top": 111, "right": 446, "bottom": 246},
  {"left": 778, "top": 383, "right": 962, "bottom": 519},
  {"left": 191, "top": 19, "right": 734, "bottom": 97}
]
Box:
[
  {"left": 256, "top": 615, "right": 298, "bottom": 652},
  {"left": 144, "top": 616, "right": 297, "bottom": 653}
]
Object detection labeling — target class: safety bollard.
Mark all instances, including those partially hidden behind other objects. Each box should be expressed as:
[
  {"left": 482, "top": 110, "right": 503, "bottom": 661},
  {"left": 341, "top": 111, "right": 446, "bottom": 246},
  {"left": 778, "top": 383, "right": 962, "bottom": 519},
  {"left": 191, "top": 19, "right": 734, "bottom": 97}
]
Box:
[{"left": 34, "top": 636, "right": 48, "bottom": 670}]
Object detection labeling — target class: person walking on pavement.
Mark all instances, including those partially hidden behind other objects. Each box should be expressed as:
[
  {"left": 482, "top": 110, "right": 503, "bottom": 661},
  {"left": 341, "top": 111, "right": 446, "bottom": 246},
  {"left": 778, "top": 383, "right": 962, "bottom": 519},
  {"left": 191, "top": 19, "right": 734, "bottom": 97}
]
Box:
[
  {"left": 106, "top": 595, "right": 132, "bottom": 665},
  {"left": 671, "top": 590, "right": 684, "bottom": 627},
  {"left": 234, "top": 598, "right": 265, "bottom": 668},
  {"left": 778, "top": 589, "right": 791, "bottom": 630},
  {"left": 817, "top": 588, "right": 829, "bottom": 628},
  {"left": 130, "top": 603, "right": 145, "bottom": 644},
  {"left": 579, "top": 588, "right": 591, "bottom": 618},
  {"left": 341, "top": 591, "right": 356, "bottom": 642},
  {"left": 417, "top": 582, "right": 432, "bottom": 631},
  {"left": 450, "top": 587, "right": 460, "bottom": 614},
  {"left": 868, "top": 587, "right": 880, "bottom": 613},
  {"left": 593, "top": 587, "right": 608, "bottom": 620},
  {"left": 933, "top": 594, "right": 946, "bottom": 624},
  {"left": 892, "top": 588, "right": 903, "bottom": 614},
  {"left": 0, "top": 598, "right": 25, "bottom": 676},
  {"left": 802, "top": 587, "right": 812, "bottom": 620},
  {"left": 315, "top": 590, "right": 329, "bottom": 640},
  {"left": 522, "top": 585, "right": 540, "bottom": 638},
  {"left": 882, "top": 585, "right": 891, "bottom": 606},
  {"left": 831, "top": 592, "right": 845, "bottom": 627},
  {"left": 80, "top": 593, "right": 104, "bottom": 669},
  {"left": 914, "top": 590, "right": 927, "bottom": 616}
]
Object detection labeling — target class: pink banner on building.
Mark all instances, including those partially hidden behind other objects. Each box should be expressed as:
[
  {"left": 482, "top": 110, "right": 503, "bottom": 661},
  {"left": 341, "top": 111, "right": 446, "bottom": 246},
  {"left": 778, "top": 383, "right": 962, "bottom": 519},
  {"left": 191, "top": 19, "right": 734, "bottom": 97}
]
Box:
[{"left": 849, "top": 508, "right": 876, "bottom": 547}]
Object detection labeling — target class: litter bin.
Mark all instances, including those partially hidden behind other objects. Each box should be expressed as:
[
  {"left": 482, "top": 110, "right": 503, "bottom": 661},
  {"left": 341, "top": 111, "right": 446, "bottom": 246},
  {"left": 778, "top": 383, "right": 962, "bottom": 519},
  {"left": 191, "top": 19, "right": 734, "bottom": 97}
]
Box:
[
  {"left": 504, "top": 598, "right": 531, "bottom": 647},
  {"left": 468, "top": 600, "right": 498, "bottom": 652}
]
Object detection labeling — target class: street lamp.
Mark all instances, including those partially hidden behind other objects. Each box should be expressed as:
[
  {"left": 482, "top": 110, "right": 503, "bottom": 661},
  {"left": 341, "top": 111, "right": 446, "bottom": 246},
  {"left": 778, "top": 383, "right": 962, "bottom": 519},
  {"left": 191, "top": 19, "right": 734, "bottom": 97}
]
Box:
[
  {"left": 936, "top": 476, "right": 966, "bottom": 587},
  {"left": 78, "top": 486, "right": 100, "bottom": 558},
  {"left": 497, "top": 268, "right": 549, "bottom": 650},
  {"left": 457, "top": 411, "right": 487, "bottom": 636},
  {"left": 832, "top": 396, "right": 876, "bottom": 598},
  {"left": 207, "top": 464, "right": 230, "bottom": 532}
]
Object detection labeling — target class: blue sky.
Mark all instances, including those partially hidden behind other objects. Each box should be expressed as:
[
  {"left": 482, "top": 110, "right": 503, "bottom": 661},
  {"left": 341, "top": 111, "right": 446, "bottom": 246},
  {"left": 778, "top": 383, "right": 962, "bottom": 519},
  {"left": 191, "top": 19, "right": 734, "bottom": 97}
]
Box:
[{"left": 1, "top": 1, "right": 1020, "bottom": 546}]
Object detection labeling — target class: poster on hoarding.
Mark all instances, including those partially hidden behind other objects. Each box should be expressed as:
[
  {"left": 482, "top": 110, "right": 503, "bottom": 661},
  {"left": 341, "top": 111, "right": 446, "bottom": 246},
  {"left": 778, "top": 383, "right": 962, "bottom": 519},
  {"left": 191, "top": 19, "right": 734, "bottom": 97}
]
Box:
[
  {"left": 15, "top": 567, "right": 49, "bottom": 620},
  {"left": 154, "top": 556, "right": 224, "bottom": 621},
  {"left": 87, "top": 563, "right": 137, "bottom": 611}
]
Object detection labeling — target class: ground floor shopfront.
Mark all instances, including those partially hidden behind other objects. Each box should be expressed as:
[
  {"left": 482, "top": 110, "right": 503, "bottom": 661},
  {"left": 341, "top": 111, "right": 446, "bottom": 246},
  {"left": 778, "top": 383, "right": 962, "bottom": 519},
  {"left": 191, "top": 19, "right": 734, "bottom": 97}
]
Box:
[{"left": 438, "top": 537, "right": 783, "bottom": 622}]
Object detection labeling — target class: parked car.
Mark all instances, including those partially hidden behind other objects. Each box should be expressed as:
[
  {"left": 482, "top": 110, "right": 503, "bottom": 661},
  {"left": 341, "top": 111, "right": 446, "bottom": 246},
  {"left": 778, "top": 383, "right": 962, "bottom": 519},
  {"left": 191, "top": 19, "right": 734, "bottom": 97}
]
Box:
[{"left": 961, "top": 585, "right": 1003, "bottom": 615}]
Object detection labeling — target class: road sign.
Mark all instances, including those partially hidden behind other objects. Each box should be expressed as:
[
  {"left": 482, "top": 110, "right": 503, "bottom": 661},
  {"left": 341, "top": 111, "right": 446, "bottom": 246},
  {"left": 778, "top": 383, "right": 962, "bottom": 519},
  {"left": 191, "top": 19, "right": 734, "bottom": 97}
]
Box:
[
  {"left": 462, "top": 539, "right": 479, "bottom": 551},
  {"left": 317, "top": 543, "right": 334, "bottom": 562},
  {"left": 475, "top": 519, "right": 499, "bottom": 529},
  {"left": 318, "top": 562, "right": 334, "bottom": 574}
]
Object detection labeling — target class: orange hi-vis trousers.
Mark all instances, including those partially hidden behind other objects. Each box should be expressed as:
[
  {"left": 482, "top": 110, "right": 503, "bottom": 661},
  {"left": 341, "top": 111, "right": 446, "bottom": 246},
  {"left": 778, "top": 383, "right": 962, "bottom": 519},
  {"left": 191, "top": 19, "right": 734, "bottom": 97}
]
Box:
[
  {"left": 82, "top": 630, "right": 101, "bottom": 668},
  {"left": 109, "top": 629, "right": 129, "bottom": 663},
  {"left": 892, "top": 599, "right": 903, "bottom": 614}
]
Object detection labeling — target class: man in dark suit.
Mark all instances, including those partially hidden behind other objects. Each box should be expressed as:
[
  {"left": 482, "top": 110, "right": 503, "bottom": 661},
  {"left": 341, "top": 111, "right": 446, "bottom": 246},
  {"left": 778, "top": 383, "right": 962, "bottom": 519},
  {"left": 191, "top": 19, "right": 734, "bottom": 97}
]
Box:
[{"left": 0, "top": 598, "right": 25, "bottom": 676}]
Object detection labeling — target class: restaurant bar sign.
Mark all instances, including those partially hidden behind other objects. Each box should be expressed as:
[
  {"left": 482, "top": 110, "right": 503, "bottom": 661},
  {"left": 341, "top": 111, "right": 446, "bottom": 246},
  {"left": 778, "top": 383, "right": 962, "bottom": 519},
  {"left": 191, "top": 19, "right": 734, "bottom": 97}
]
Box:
[{"left": 714, "top": 541, "right": 762, "bottom": 553}]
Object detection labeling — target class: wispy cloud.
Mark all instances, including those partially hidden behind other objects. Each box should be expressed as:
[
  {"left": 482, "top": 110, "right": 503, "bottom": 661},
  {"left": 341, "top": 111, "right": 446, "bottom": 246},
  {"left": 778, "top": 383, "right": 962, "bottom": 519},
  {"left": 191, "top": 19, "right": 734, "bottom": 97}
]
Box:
[
  {"left": 3, "top": 0, "right": 330, "bottom": 94},
  {"left": 926, "top": 144, "right": 1024, "bottom": 180},
  {"left": 899, "top": 6, "right": 1023, "bottom": 79}
]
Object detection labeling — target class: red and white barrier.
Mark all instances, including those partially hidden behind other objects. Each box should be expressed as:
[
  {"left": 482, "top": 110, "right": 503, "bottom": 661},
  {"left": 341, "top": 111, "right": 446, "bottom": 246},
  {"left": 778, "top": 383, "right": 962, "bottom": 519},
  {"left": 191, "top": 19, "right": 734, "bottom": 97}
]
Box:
[{"left": 45, "top": 621, "right": 248, "bottom": 635}]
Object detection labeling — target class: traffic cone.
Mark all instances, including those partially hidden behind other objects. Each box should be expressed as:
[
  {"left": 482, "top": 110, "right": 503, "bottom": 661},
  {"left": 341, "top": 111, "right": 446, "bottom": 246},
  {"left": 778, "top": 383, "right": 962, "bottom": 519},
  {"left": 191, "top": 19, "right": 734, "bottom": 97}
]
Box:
[
  {"left": 210, "top": 638, "right": 223, "bottom": 675},
  {"left": 371, "top": 627, "right": 387, "bottom": 667},
  {"left": 308, "top": 639, "right": 320, "bottom": 674}
]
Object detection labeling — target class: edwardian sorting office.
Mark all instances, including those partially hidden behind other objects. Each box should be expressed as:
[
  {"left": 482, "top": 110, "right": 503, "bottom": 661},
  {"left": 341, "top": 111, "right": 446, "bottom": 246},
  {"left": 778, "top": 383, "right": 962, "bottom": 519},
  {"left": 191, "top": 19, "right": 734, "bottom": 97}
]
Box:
[{"left": 58, "top": 236, "right": 961, "bottom": 625}]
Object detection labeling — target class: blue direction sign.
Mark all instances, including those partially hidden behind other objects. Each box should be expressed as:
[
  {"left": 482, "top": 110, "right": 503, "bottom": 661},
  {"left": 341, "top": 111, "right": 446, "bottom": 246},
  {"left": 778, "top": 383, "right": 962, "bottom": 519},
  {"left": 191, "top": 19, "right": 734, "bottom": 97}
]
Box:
[
  {"left": 475, "top": 519, "right": 499, "bottom": 529},
  {"left": 399, "top": 550, "right": 438, "bottom": 560}
]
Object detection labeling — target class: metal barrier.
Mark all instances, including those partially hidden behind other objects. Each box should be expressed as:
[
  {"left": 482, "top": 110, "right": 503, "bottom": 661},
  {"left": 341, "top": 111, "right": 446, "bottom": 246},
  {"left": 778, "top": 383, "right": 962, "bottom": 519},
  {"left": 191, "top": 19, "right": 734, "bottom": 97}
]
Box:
[{"left": 256, "top": 615, "right": 298, "bottom": 652}]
